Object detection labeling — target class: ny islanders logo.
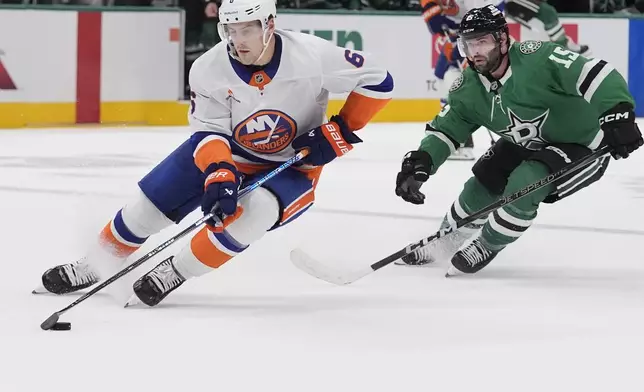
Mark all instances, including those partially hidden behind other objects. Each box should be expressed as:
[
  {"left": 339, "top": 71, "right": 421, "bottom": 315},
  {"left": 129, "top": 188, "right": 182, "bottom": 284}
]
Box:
[{"left": 234, "top": 110, "right": 297, "bottom": 154}]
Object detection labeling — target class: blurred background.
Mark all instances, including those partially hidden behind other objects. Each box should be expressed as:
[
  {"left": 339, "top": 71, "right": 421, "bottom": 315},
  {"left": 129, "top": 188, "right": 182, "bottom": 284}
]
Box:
[
  {"left": 1, "top": 0, "right": 640, "bottom": 100},
  {"left": 0, "top": 0, "right": 641, "bottom": 127}
]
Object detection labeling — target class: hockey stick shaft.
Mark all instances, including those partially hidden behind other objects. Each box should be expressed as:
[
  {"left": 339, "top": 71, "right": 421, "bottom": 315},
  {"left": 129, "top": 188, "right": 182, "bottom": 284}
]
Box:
[
  {"left": 486, "top": 129, "right": 496, "bottom": 146},
  {"left": 507, "top": 15, "right": 534, "bottom": 30},
  {"left": 292, "top": 146, "right": 611, "bottom": 285},
  {"left": 40, "top": 150, "right": 308, "bottom": 328},
  {"left": 369, "top": 145, "right": 611, "bottom": 272}
]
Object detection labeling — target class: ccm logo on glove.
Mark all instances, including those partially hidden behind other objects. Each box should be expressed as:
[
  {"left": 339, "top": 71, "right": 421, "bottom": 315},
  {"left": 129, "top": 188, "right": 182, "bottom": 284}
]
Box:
[
  {"left": 599, "top": 102, "right": 643, "bottom": 160},
  {"left": 600, "top": 111, "right": 630, "bottom": 125}
]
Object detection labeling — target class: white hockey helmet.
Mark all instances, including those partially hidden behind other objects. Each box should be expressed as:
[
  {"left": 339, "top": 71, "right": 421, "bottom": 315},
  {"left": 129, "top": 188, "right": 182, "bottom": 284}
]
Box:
[{"left": 217, "top": 0, "right": 277, "bottom": 61}]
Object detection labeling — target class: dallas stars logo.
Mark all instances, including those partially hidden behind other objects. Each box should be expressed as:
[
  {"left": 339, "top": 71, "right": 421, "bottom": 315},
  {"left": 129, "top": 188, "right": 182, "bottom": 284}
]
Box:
[
  {"left": 499, "top": 108, "right": 549, "bottom": 150},
  {"left": 519, "top": 40, "right": 542, "bottom": 54}
]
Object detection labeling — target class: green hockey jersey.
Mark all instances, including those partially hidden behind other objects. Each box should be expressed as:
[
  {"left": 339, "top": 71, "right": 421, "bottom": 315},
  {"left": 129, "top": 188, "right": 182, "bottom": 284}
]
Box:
[{"left": 421, "top": 40, "right": 635, "bottom": 172}]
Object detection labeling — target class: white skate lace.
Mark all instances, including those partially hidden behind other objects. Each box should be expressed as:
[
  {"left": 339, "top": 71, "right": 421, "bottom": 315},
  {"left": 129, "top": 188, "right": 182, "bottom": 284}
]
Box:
[
  {"left": 148, "top": 260, "right": 184, "bottom": 293},
  {"left": 62, "top": 262, "right": 98, "bottom": 287},
  {"left": 410, "top": 230, "right": 472, "bottom": 263},
  {"left": 461, "top": 241, "right": 492, "bottom": 267},
  {"left": 411, "top": 245, "right": 432, "bottom": 262}
]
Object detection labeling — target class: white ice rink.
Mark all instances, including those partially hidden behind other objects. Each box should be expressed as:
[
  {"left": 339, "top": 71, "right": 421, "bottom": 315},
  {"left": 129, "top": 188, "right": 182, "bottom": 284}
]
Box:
[{"left": 2, "top": 121, "right": 644, "bottom": 392}]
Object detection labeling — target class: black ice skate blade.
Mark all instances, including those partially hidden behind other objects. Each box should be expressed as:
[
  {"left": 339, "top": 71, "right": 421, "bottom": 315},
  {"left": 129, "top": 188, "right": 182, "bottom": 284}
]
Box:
[
  {"left": 31, "top": 289, "right": 64, "bottom": 296},
  {"left": 31, "top": 288, "right": 84, "bottom": 296},
  {"left": 444, "top": 266, "right": 474, "bottom": 278},
  {"left": 394, "top": 262, "right": 436, "bottom": 268},
  {"left": 32, "top": 284, "right": 51, "bottom": 295},
  {"left": 124, "top": 294, "right": 143, "bottom": 308}
]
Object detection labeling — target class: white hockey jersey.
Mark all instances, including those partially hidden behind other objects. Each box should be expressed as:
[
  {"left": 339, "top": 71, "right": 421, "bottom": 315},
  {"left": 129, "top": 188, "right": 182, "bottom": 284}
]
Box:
[{"left": 188, "top": 29, "right": 393, "bottom": 175}]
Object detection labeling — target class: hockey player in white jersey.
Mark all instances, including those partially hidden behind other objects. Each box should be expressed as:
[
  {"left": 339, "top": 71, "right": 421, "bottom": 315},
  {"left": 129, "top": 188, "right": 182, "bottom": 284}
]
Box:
[{"left": 34, "top": 0, "right": 393, "bottom": 306}]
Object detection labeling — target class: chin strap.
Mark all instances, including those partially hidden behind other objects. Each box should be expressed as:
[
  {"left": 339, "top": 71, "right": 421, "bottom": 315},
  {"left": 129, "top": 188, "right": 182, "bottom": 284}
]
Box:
[{"left": 252, "top": 31, "right": 274, "bottom": 66}]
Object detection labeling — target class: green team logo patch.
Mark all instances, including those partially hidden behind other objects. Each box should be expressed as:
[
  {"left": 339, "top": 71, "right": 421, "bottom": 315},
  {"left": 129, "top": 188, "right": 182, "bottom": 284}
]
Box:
[
  {"left": 519, "top": 40, "right": 543, "bottom": 54},
  {"left": 449, "top": 74, "right": 464, "bottom": 92}
]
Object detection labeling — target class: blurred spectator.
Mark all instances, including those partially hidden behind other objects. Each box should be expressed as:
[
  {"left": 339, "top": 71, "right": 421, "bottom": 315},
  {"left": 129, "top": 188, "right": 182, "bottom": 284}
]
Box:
[
  {"left": 205, "top": 0, "right": 218, "bottom": 16},
  {"left": 592, "top": 0, "right": 643, "bottom": 13},
  {"left": 549, "top": 0, "right": 591, "bottom": 12},
  {"left": 276, "top": 0, "right": 419, "bottom": 10},
  {"left": 619, "top": 0, "right": 644, "bottom": 13},
  {"left": 178, "top": 0, "right": 221, "bottom": 98}
]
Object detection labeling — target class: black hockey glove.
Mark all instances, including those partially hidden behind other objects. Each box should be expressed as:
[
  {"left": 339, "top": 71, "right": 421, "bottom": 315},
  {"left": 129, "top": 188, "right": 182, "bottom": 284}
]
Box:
[
  {"left": 395, "top": 150, "right": 433, "bottom": 205},
  {"left": 600, "top": 102, "right": 643, "bottom": 160}
]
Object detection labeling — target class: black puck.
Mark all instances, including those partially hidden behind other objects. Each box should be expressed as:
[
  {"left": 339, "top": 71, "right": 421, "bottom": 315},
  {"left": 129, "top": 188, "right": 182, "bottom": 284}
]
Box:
[{"left": 51, "top": 322, "right": 72, "bottom": 331}]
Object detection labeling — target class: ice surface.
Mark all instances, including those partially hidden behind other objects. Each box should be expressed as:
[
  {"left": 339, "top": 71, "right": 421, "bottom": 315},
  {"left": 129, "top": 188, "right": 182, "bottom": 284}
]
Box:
[{"left": 2, "top": 122, "right": 644, "bottom": 392}]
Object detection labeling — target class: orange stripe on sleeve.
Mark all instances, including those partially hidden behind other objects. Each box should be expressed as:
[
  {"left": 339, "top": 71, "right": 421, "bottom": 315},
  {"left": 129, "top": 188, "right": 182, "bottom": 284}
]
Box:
[
  {"left": 443, "top": 41, "right": 454, "bottom": 60},
  {"left": 193, "top": 136, "right": 235, "bottom": 172},
  {"left": 339, "top": 91, "right": 391, "bottom": 131},
  {"left": 189, "top": 228, "right": 234, "bottom": 269},
  {"left": 422, "top": 6, "right": 442, "bottom": 22},
  {"left": 98, "top": 222, "right": 140, "bottom": 258}
]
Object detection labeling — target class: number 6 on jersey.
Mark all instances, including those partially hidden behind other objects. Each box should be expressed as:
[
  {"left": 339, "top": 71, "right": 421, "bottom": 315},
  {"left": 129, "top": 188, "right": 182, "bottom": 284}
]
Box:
[{"left": 344, "top": 49, "right": 364, "bottom": 68}]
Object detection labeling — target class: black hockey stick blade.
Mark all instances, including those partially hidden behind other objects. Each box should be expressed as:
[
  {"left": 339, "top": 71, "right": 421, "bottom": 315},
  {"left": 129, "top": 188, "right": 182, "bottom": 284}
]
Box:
[
  {"left": 291, "top": 145, "right": 612, "bottom": 285},
  {"left": 40, "top": 312, "right": 61, "bottom": 330}
]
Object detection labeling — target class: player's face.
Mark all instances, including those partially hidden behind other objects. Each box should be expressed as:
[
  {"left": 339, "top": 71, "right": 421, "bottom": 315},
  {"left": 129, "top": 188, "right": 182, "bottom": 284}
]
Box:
[
  {"left": 225, "top": 21, "right": 266, "bottom": 65},
  {"left": 460, "top": 33, "right": 501, "bottom": 74}
]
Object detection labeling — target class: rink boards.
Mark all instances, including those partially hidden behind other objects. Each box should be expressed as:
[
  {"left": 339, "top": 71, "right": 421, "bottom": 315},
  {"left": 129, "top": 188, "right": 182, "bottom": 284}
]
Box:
[{"left": 0, "top": 7, "right": 642, "bottom": 127}]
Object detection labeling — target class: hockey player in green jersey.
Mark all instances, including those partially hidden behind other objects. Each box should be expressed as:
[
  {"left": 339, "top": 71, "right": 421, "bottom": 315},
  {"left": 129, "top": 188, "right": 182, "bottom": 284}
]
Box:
[
  {"left": 394, "top": 5, "right": 643, "bottom": 276},
  {"left": 505, "top": 0, "right": 590, "bottom": 56}
]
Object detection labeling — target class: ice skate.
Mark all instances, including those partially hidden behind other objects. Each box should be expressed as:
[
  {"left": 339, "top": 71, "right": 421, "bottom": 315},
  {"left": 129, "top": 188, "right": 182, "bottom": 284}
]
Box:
[
  {"left": 396, "top": 228, "right": 473, "bottom": 267},
  {"left": 445, "top": 238, "right": 500, "bottom": 277},
  {"left": 127, "top": 257, "right": 186, "bottom": 307},
  {"left": 34, "top": 258, "right": 99, "bottom": 294}
]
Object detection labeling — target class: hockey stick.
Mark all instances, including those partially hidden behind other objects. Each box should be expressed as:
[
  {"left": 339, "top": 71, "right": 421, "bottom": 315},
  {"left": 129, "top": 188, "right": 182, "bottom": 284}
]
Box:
[
  {"left": 507, "top": 15, "right": 535, "bottom": 31},
  {"left": 291, "top": 145, "right": 611, "bottom": 285},
  {"left": 40, "top": 150, "right": 308, "bottom": 330},
  {"left": 486, "top": 128, "right": 496, "bottom": 146}
]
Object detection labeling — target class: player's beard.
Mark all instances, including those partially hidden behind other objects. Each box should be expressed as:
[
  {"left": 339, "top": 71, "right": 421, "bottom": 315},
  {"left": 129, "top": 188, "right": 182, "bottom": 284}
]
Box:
[{"left": 472, "top": 46, "right": 503, "bottom": 75}]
